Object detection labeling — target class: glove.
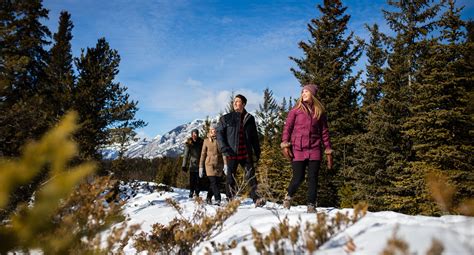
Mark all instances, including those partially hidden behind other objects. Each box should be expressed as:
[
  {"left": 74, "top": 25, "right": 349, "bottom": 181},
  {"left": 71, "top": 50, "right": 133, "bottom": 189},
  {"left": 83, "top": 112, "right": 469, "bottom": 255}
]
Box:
[
  {"left": 199, "top": 168, "right": 204, "bottom": 178},
  {"left": 223, "top": 165, "right": 228, "bottom": 176},
  {"left": 182, "top": 166, "right": 187, "bottom": 172},
  {"left": 326, "top": 153, "right": 333, "bottom": 170},
  {"left": 282, "top": 147, "right": 293, "bottom": 160}
]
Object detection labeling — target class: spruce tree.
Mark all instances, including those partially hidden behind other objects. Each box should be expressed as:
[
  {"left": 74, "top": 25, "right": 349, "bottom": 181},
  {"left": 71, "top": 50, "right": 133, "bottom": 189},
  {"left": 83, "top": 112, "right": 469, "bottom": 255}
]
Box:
[
  {"left": 255, "top": 88, "right": 280, "bottom": 140},
  {"left": 256, "top": 91, "right": 291, "bottom": 201},
  {"left": 368, "top": 0, "right": 443, "bottom": 214},
  {"left": 73, "top": 38, "right": 145, "bottom": 160},
  {"left": 361, "top": 24, "right": 386, "bottom": 117},
  {"left": 290, "top": 0, "right": 363, "bottom": 207},
  {"left": 402, "top": 0, "right": 474, "bottom": 214},
  {"left": 0, "top": 0, "right": 51, "bottom": 157},
  {"left": 44, "top": 11, "right": 75, "bottom": 122},
  {"left": 341, "top": 23, "right": 388, "bottom": 209}
]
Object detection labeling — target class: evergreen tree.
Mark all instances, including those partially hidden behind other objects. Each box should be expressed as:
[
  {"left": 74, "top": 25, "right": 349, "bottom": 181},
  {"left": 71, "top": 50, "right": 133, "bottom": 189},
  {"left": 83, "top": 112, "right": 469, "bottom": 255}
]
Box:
[
  {"left": 402, "top": 0, "right": 474, "bottom": 214},
  {"left": 256, "top": 92, "right": 291, "bottom": 202},
  {"left": 224, "top": 91, "right": 235, "bottom": 114},
  {"left": 361, "top": 24, "right": 386, "bottom": 117},
  {"left": 290, "top": 0, "right": 363, "bottom": 207},
  {"left": 255, "top": 88, "right": 280, "bottom": 141},
  {"left": 44, "top": 11, "right": 75, "bottom": 122},
  {"left": 0, "top": 0, "right": 51, "bottom": 157},
  {"left": 73, "top": 38, "right": 145, "bottom": 160},
  {"left": 367, "top": 0, "right": 443, "bottom": 214},
  {"left": 340, "top": 23, "right": 388, "bottom": 209}
]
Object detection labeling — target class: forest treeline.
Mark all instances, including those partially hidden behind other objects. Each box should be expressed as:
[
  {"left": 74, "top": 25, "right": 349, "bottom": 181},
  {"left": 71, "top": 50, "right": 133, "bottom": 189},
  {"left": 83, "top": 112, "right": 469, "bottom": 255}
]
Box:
[{"left": 1, "top": 0, "right": 472, "bottom": 221}]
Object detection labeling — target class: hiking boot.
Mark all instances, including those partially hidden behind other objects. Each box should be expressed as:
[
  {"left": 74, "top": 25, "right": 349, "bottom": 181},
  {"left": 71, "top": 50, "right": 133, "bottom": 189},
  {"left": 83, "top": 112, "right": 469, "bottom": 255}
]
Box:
[
  {"left": 206, "top": 197, "right": 212, "bottom": 204},
  {"left": 307, "top": 203, "right": 317, "bottom": 213},
  {"left": 283, "top": 195, "right": 292, "bottom": 209},
  {"left": 188, "top": 193, "right": 193, "bottom": 198},
  {"left": 254, "top": 198, "right": 266, "bottom": 207},
  {"left": 214, "top": 200, "right": 221, "bottom": 206}
]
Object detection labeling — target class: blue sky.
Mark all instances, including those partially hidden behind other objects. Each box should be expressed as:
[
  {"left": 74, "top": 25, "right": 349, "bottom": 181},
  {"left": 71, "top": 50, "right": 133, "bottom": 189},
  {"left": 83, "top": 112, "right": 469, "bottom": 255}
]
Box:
[{"left": 42, "top": 0, "right": 473, "bottom": 138}]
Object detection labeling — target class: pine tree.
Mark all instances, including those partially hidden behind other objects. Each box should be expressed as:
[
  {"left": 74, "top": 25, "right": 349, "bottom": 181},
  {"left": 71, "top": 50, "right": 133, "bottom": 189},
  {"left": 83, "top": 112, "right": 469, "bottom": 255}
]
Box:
[
  {"left": 44, "top": 11, "right": 75, "bottom": 122},
  {"left": 401, "top": 0, "right": 474, "bottom": 214},
  {"left": 224, "top": 91, "right": 235, "bottom": 114},
  {"left": 290, "top": 0, "right": 363, "bottom": 207},
  {"left": 256, "top": 91, "right": 291, "bottom": 202},
  {"left": 255, "top": 88, "right": 280, "bottom": 140},
  {"left": 0, "top": 0, "right": 52, "bottom": 157},
  {"left": 368, "top": 0, "right": 443, "bottom": 214},
  {"left": 341, "top": 23, "right": 388, "bottom": 209},
  {"left": 361, "top": 24, "right": 386, "bottom": 117},
  {"left": 73, "top": 38, "right": 145, "bottom": 160}
]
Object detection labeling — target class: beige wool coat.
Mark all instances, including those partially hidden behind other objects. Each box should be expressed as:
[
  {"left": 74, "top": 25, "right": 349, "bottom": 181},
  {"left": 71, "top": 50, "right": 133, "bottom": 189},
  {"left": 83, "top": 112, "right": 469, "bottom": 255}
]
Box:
[{"left": 199, "top": 136, "right": 227, "bottom": 177}]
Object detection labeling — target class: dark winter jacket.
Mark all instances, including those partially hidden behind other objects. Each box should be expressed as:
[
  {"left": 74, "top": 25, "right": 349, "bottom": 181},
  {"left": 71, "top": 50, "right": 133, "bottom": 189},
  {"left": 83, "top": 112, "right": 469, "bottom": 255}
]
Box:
[
  {"left": 182, "top": 137, "right": 203, "bottom": 172},
  {"left": 216, "top": 110, "right": 261, "bottom": 162},
  {"left": 282, "top": 107, "right": 332, "bottom": 161}
]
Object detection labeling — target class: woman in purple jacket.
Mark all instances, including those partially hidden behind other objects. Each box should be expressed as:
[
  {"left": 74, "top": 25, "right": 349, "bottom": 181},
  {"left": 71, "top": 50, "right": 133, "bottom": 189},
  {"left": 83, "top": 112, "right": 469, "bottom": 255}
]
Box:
[{"left": 280, "top": 84, "right": 333, "bottom": 213}]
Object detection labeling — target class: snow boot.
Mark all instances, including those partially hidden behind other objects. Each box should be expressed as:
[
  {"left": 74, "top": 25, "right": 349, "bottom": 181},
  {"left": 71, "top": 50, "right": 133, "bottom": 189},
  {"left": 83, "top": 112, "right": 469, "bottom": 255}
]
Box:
[
  {"left": 307, "top": 203, "right": 317, "bottom": 213},
  {"left": 254, "top": 197, "right": 266, "bottom": 207},
  {"left": 283, "top": 195, "right": 292, "bottom": 209}
]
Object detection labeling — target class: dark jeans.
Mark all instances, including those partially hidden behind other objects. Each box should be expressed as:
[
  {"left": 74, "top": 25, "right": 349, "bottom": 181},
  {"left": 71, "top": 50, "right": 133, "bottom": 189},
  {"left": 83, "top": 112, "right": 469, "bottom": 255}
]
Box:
[
  {"left": 189, "top": 171, "right": 200, "bottom": 196},
  {"left": 207, "top": 176, "right": 221, "bottom": 202},
  {"left": 226, "top": 158, "right": 259, "bottom": 201},
  {"left": 287, "top": 160, "right": 320, "bottom": 205}
]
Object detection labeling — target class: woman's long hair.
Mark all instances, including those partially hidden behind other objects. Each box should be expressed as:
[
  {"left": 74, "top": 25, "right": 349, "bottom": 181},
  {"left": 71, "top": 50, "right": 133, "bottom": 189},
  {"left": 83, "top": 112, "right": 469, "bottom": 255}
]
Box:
[{"left": 294, "top": 95, "right": 325, "bottom": 120}]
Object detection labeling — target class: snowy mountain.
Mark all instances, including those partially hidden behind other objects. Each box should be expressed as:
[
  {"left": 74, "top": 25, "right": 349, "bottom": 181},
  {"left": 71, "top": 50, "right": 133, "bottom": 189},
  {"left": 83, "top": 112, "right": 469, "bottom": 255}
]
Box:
[
  {"left": 115, "top": 182, "right": 474, "bottom": 254},
  {"left": 102, "top": 117, "right": 219, "bottom": 159}
]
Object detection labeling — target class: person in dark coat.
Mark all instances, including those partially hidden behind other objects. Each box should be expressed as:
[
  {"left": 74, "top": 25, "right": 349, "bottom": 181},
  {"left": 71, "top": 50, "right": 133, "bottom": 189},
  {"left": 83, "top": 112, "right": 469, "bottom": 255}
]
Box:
[
  {"left": 182, "top": 129, "right": 204, "bottom": 198},
  {"left": 216, "top": 94, "right": 265, "bottom": 207},
  {"left": 281, "top": 84, "right": 333, "bottom": 213}
]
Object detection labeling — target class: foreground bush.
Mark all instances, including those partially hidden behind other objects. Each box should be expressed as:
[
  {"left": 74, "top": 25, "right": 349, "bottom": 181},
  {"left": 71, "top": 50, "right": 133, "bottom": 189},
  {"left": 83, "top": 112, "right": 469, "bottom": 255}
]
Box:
[
  {"left": 0, "top": 112, "right": 136, "bottom": 254},
  {"left": 134, "top": 197, "right": 241, "bottom": 254}
]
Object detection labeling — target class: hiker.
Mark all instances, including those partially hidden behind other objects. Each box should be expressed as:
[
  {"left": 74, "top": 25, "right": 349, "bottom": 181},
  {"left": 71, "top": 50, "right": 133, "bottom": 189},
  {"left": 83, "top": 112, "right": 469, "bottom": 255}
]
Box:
[
  {"left": 199, "top": 124, "right": 227, "bottom": 205},
  {"left": 182, "top": 129, "right": 204, "bottom": 198},
  {"left": 216, "top": 94, "right": 265, "bottom": 207},
  {"left": 281, "top": 84, "right": 333, "bottom": 213}
]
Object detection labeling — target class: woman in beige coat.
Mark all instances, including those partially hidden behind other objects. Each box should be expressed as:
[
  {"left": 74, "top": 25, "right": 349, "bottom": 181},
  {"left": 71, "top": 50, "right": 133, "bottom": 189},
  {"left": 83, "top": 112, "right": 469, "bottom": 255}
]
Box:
[{"left": 199, "top": 124, "right": 227, "bottom": 205}]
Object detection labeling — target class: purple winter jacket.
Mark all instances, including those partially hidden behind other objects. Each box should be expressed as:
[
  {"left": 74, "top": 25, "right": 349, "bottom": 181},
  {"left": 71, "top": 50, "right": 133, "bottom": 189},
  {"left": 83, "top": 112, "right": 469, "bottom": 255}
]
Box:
[{"left": 282, "top": 107, "right": 332, "bottom": 161}]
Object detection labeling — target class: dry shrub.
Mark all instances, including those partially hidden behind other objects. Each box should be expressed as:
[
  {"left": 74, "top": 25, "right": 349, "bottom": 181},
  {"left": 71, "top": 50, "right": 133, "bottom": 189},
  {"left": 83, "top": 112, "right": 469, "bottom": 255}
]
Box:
[
  {"left": 134, "top": 197, "right": 241, "bottom": 254},
  {"left": 381, "top": 227, "right": 444, "bottom": 255},
  {"left": 427, "top": 172, "right": 474, "bottom": 216},
  {"left": 250, "top": 202, "right": 368, "bottom": 254}
]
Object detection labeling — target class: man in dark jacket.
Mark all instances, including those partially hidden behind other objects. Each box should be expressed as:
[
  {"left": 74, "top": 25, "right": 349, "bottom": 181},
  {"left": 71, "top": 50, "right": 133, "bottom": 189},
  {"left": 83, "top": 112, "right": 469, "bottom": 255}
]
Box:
[
  {"left": 182, "top": 129, "right": 203, "bottom": 198},
  {"left": 217, "top": 94, "right": 265, "bottom": 207}
]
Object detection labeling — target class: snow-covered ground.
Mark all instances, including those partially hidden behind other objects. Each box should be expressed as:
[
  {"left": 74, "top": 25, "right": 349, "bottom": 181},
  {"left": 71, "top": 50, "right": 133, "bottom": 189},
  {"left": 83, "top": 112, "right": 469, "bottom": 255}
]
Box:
[{"left": 118, "top": 182, "right": 474, "bottom": 254}]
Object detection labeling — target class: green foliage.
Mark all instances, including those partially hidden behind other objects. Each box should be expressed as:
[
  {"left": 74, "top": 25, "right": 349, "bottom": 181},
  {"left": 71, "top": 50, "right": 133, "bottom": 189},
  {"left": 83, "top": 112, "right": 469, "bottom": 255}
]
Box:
[
  {"left": 0, "top": 0, "right": 52, "bottom": 157},
  {"left": 256, "top": 88, "right": 292, "bottom": 203},
  {"left": 73, "top": 38, "right": 145, "bottom": 160},
  {"left": 290, "top": 0, "right": 364, "bottom": 207},
  {"left": 0, "top": 112, "right": 137, "bottom": 254},
  {"left": 44, "top": 10, "right": 75, "bottom": 123},
  {"left": 100, "top": 157, "right": 186, "bottom": 188}
]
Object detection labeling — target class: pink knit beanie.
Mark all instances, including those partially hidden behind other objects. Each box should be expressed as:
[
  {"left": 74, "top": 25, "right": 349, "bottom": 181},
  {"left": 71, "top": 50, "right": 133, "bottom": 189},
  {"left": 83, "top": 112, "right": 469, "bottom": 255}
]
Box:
[{"left": 302, "top": 84, "right": 318, "bottom": 96}]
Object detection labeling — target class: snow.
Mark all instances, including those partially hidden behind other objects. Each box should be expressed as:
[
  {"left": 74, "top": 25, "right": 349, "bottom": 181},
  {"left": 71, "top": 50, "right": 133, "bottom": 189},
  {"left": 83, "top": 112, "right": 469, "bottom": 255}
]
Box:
[
  {"left": 117, "top": 182, "right": 474, "bottom": 255},
  {"left": 102, "top": 113, "right": 263, "bottom": 160}
]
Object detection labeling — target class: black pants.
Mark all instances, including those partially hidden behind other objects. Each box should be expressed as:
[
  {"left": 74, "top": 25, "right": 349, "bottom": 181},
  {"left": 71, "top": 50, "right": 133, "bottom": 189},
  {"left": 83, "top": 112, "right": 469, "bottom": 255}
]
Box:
[
  {"left": 189, "top": 171, "right": 200, "bottom": 196},
  {"left": 208, "top": 176, "right": 221, "bottom": 202},
  {"left": 226, "top": 159, "right": 259, "bottom": 201},
  {"left": 287, "top": 160, "right": 320, "bottom": 205}
]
